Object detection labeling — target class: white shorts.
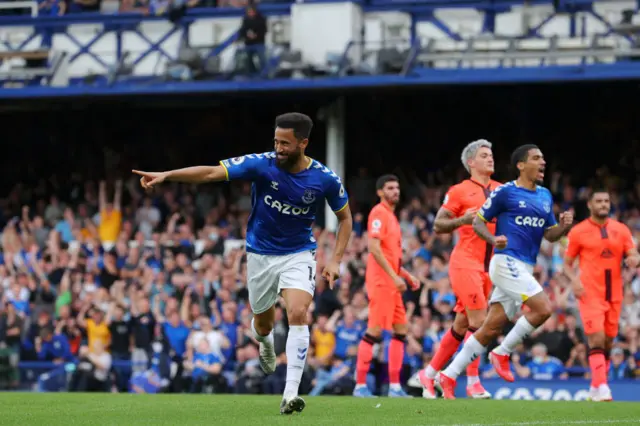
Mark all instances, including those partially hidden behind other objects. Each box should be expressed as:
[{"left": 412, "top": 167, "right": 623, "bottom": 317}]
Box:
[
  {"left": 246, "top": 250, "right": 316, "bottom": 315},
  {"left": 489, "top": 254, "right": 543, "bottom": 320}
]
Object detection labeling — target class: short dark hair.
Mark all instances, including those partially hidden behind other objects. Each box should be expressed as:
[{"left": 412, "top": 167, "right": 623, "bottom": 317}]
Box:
[
  {"left": 40, "top": 327, "right": 53, "bottom": 339},
  {"left": 376, "top": 174, "right": 399, "bottom": 190},
  {"left": 589, "top": 188, "right": 609, "bottom": 200},
  {"left": 510, "top": 144, "right": 539, "bottom": 169},
  {"left": 275, "top": 113, "right": 313, "bottom": 140}
]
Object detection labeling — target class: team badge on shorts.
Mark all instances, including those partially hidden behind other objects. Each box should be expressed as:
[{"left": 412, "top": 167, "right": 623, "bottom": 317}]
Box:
[{"left": 302, "top": 189, "right": 316, "bottom": 204}]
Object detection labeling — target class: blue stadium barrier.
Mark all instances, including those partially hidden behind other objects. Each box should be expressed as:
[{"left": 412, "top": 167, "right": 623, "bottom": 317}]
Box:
[
  {"left": 4, "top": 62, "right": 640, "bottom": 99},
  {"left": 36, "top": 364, "right": 68, "bottom": 392},
  {"left": 17, "top": 361, "right": 640, "bottom": 399},
  {"left": 455, "top": 379, "right": 640, "bottom": 401},
  {"left": 18, "top": 360, "right": 138, "bottom": 392}
]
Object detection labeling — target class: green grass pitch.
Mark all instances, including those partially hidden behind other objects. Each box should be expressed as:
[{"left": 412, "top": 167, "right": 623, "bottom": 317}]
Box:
[{"left": 2, "top": 393, "right": 639, "bottom": 425}]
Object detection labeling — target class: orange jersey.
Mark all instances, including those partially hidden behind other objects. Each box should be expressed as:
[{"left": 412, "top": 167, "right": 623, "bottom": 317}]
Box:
[
  {"left": 442, "top": 178, "right": 501, "bottom": 271},
  {"left": 566, "top": 218, "right": 635, "bottom": 303},
  {"left": 366, "top": 202, "right": 402, "bottom": 286}
]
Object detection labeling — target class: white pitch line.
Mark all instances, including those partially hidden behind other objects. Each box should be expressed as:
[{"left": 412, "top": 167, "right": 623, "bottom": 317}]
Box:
[{"left": 436, "top": 420, "right": 637, "bottom": 426}]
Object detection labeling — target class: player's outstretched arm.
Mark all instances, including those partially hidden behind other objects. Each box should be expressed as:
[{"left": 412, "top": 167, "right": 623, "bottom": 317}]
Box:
[{"left": 132, "top": 166, "right": 227, "bottom": 190}]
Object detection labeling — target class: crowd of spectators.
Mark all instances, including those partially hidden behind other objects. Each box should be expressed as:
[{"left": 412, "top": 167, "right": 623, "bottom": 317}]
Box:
[{"left": 0, "top": 164, "right": 639, "bottom": 395}]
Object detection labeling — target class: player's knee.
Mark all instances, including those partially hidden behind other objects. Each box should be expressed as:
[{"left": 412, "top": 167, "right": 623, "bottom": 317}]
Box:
[
  {"left": 286, "top": 305, "right": 309, "bottom": 325},
  {"left": 452, "top": 313, "right": 469, "bottom": 334},
  {"left": 466, "top": 311, "right": 486, "bottom": 330},
  {"left": 527, "top": 297, "right": 552, "bottom": 325},
  {"left": 588, "top": 333, "right": 606, "bottom": 349},
  {"left": 482, "top": 324, "right": 501, "bottom": 340},
  {"left": 478, "top": 317, "right": 502, "bottom": 340},
  {"left": 536, "top": 302, "right": 553, "bottom": 324},
  {"left": 604, "top": 337, "right": 614, "bottom": 352}
]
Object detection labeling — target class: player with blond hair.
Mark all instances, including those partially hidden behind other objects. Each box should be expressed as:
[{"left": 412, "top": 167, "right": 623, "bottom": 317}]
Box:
[{"left": 418, "top": 139, "right": 500, "bottom": 399}]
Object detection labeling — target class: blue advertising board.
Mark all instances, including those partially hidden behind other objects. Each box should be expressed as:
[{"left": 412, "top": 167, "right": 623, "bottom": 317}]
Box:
[{"left": 456, "top": 379, "right": 640, "bottom": 402}]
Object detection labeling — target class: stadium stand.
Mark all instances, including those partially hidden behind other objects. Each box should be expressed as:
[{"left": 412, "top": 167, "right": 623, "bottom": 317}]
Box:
[
  {"left": 1, "top": 0, "right": 640, "bottom": 92},
  {"left": 0, "top": 109, "right": 638, "bottom": 397}
]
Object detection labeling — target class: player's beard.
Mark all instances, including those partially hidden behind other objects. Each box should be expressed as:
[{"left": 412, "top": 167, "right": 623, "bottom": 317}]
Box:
[
  {"left": 276, "top": 150, "right": 302, "bottom": 169},
  {"left": 595, "top": 209, "right": 610, "bottom": 219},
  {"left": 385, "top": 194, "right": 399, "bottom": 207}
]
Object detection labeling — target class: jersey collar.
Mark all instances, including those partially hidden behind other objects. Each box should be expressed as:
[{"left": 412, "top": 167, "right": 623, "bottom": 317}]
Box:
[
  {"left": 588, "top": 217, "right": 609, "bottom": 228},
  {"left": 468, "top": 177, "right": 492, "bottom": 190},
  {"left": 283, "top": 156, "right": 313, "bottom": 174},
  {"left": 513, "top": 180, "right": 537, "bottom": 192}
]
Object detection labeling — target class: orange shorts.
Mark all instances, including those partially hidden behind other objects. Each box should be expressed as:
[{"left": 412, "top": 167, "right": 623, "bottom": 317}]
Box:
[
  {"left": 578, "top": 298, "right": 622, "bottom": 337},
  {"left": 450, "top": 268, "right": 493, "bottom": 314},
  {"left": 366, "top": 285, "right": 406, "bottom": 330}
]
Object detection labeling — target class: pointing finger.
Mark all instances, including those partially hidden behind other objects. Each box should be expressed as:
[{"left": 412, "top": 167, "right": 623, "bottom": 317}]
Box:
[{"left": 132, "top": 170, "right": 151, "bottom": 177}]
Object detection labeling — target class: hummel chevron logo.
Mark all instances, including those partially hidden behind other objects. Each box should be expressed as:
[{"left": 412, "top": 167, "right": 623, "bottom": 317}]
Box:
[{"left": 297, "top": 347, "right": 307, "bottom": 360}]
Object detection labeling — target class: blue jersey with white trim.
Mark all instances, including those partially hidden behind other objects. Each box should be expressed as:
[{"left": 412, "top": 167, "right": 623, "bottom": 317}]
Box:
[
  {"left": 220, "top": 152, "right": 349, "bottom": 255},
  {"left": 477, "top": 181, "right": 557, "bottom": 265}
]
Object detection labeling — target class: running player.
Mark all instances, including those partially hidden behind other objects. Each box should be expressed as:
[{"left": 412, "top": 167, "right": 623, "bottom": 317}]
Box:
[
  {"left": 563, "top": 189, "right": 639, "bottom": 401},
  {"left": 437, "top": 144, "right": 573, "bottom": 399},
  {"left": 418, "top": 139, "right": 499, "bottom": 399},
  {"left": 132, "top": 113, "right": 353, "bottom": 414},
  {"left": 353, "top": 174, "right": 420, "bottom": 398}
]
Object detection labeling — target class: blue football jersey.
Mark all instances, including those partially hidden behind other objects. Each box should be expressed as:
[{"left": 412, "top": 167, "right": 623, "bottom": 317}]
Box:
[
  {"left": 220, "top": 152, "right": 349, "bottom": 255},
  {"left": 477, "top": 181, "right": 557, "bottom": 265}
]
